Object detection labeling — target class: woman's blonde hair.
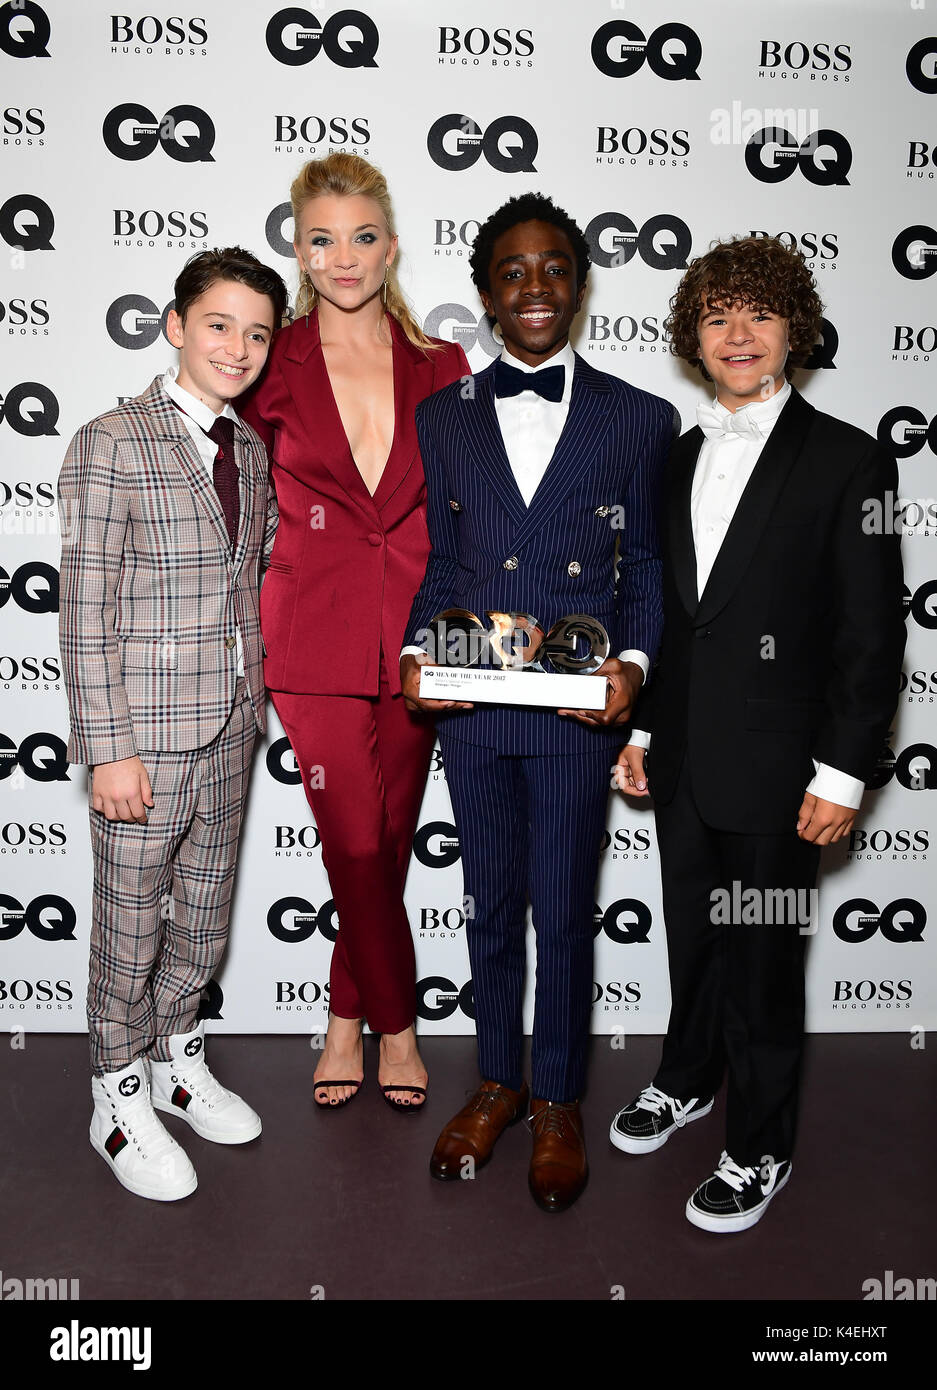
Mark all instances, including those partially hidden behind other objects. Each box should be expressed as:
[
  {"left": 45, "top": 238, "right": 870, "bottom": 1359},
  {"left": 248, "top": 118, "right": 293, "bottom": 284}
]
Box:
[{"left": 291, "top": 152, "right": 439, "bottom": 352}]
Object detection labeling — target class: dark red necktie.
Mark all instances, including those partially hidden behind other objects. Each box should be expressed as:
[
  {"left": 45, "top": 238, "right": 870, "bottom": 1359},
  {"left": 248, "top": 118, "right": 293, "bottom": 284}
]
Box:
[{"left": 207, "top": 416, "right": 239, "bottom": 546}]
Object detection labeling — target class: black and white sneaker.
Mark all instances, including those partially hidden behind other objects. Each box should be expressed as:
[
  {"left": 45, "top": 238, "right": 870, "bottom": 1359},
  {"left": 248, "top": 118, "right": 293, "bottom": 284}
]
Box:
[
  {"left": 609, "top": 1083, "right": 714, "bottom": 1154},
  {"left": 686, "top": 1151, "right": 791, "bottom": 1233}
]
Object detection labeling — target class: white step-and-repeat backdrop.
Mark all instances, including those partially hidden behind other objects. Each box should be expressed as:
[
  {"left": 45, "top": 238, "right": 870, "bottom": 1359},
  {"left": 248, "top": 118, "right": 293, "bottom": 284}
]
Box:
[{"left": 1, "top": 0, "right": 934, "bottom": 1041}]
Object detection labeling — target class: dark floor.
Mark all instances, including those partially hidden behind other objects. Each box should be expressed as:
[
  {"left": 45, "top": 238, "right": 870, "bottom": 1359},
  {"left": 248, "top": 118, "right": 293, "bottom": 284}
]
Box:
[{"left": 2, "top": 1033, "right": 933, "bottom": 1302}]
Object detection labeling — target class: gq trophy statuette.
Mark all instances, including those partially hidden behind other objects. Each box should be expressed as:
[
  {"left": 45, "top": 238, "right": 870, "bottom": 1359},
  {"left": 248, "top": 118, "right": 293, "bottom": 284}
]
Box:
[{"left": 417, "top": 609, "right": 610, "bottom": 710}]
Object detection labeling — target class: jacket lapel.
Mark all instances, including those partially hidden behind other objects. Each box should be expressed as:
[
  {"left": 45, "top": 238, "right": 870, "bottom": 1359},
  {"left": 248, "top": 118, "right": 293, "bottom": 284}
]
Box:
[
  {"left": 453, "top": 362, "right": 529, "bottom": 528},
  {"left": 231, "top": 423, "right": 263, "bottom": 573},
  {"left": 695, "top": 387, "right": 815, "bottom": 624},
  {"left": 373, "top": 317, "right": 435, "bottom": 518},
  {"left": 142, "top": 378, "right": 233, "bottom": 557},
  {"left": 668, "top": 426, "right": 702, "bottom": 616},
  {"left": 507, "top": 353, "right": 614, "bottom": 555}
]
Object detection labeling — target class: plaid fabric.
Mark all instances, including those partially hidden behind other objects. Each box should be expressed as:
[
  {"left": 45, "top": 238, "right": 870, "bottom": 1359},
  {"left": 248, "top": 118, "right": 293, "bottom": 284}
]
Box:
[
  {"left": 87, "top": 683, "right": 255, "bottom": 1074},
  {"left": 58, "top": 377, "right": 277, "bottom": 763}
]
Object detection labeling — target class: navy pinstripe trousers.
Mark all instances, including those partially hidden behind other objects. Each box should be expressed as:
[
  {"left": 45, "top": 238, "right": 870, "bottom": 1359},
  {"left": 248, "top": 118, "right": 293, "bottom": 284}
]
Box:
[{"left": 441, "top": 731, "right": 614, "bottom": 1102}]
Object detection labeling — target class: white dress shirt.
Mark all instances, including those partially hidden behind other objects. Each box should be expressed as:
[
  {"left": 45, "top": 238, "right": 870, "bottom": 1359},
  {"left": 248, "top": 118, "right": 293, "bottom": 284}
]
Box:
[
  {"left": 162, "top": 369, "right": 244, "bottom": 677},
  {"left": 402, "top": 343, "right": 649, "bottom": 681},
  {"left": 629, "top": 380, "right": 864, "bottom": 810}
]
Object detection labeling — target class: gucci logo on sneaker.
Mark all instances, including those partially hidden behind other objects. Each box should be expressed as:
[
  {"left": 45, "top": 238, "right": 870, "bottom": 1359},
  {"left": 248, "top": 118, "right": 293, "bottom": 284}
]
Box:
[
  {"left": 118, "top": 1075, "right": 141, "bottom": 1096},
  {"left": 184, "top": 1039, "right": 202, "bottom": 1057}
]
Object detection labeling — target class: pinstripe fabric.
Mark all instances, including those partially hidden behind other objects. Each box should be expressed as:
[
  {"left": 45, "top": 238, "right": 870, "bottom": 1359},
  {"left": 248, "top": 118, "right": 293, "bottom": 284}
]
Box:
[
  {"left": 443, "top": 734, "right": 613, "bottom": 1102},
  {"left": 404, "top": 354, "right": 671, "bottom": 755},
  {"left": 58, "top": 377, "right": 277, "bottom": 763},
  {"left": 87, "top": 683, "right": 255, "bottom": 1075}
]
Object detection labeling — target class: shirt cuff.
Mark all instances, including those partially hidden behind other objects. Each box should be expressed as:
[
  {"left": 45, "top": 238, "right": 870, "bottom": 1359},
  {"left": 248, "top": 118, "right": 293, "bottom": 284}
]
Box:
[
  {"left": 807, "top": 760, "right": 864, "bottom": 811},
  {"left": 400, "top": 645, "right": 427, "bottom": 661},
  {"left": 628, "top": 729, "right": 651, "bottom": 750},
  {"left": 618, "top": 649, "right": 649, "bottom": 683}
]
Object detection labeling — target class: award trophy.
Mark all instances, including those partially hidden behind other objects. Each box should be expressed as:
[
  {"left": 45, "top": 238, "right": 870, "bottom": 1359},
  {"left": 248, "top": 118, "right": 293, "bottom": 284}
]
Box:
[{"left": 418, "top": 609, "right": 611, "bottom": 709}]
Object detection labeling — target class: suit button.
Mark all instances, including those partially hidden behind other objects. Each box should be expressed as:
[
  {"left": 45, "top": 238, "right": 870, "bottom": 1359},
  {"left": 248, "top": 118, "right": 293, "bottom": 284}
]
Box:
[
  {"left": 367, "top": 532, "right": 383, "bottom": 547},
  {"left": 503, "top": 556, "right": 519, "bottom": 571},
  {"left": 225, "top": 635, "right": 237, "bottom": 650},
  {"left": 567, "top": 561, "right": 581, "bottom": 577},
  {"left": 449, "top": 499, "right": 462, "bottom": 512},
  {"left": 694, "top": 628, "right": 711, "bottom": 640}
]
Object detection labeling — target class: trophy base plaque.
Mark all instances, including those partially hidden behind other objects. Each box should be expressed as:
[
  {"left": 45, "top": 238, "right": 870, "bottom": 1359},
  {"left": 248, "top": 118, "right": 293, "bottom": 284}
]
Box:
[{"left": 419, "top": 665, "right": 608, "bottom": 710}]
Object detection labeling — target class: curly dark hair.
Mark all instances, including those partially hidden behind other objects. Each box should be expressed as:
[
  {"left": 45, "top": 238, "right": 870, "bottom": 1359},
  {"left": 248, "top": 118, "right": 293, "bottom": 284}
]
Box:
[
  {"left": 469, "top": 192, "right": 591, "bottom": 294},
  {"left": 665, "top": 235, "right": 824, "bottom": 380}
]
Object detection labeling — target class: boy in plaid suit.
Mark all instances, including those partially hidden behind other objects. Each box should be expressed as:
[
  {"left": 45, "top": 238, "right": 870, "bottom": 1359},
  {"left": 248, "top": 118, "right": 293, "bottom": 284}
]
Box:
[{"left": 58, "top": 248, "right": 286, "bottom": 1201}]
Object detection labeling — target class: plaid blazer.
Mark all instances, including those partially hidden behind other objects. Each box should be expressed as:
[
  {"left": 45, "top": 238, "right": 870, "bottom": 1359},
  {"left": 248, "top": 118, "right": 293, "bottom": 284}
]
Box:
[{"left": 58, "top": 376, "right": 277, "bottom": 763}]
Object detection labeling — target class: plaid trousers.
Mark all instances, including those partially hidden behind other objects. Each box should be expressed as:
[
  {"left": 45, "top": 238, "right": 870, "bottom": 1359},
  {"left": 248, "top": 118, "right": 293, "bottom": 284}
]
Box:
[{"left": 87, "top": 681, "right": 255, "bottom": 1075}]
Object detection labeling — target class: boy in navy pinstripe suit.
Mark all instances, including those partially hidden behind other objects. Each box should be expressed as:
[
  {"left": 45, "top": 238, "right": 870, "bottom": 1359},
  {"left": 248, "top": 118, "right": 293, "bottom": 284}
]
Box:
[{"left": 401, "top": 195, "right": 672, "bottom": 1211}]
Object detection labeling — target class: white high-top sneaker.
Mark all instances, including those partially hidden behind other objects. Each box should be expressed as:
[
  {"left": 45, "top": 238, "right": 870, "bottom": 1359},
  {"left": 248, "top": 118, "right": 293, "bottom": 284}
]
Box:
[
  {"left": 149, "top": 1021, "right": 261, "bottom": 1144},
  {"left": 90, "top": 1058, "right": 198, "bottom": 1201}
]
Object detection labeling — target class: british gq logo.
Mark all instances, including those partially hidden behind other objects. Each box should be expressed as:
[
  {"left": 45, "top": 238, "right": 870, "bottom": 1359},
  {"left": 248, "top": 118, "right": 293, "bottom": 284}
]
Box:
[
  {"left": 102, "top": 104, "right": 215, "bottom": 162},
  {"left": 904, "top": 581, "right": 937, "bottom": 629},
  {"left": 106, "top": 295, "right": 172, "bottom": 349},
  {"left": 0, "top": 194, "right": 54, "bottom": 250},
  {"left": 877, "top": 408, "right": 937, "bottom": 458},
  {"left": 745, "top": 128, "right": 851, "bottom": 185},
  {"left": 426, "top": 114, "right": 537, "bottom": 173},
  {"left": 0, "top": 894, "right": 76, "bottom": 941},
  {"left": 0, "top": 563, "right": 58, "bottom": 612},
  {"left": 0, "top": 733, "right": 69, "bottom": 781},
  {"left": 265, "top": 8, "right": 378, "bottom": 67},
  {"left": 906, "top": 37, "right": 937, "bottom": 95},
  {"left": 892, "top": 226, "right": 937, "bottom": 280},
  {"left": 593, "top": 899, "right": 653, "bottom": 944},
  {"left": 585, "top": 211, "right": 691, "bottom": 270},
  {"left": 266, "top": 897, "right": 339, "bottom": 943},
  {"left": 0, "top": 384, "right": 58, "bottom": 434},
  {"left": 591, "top": 21, "right": 701, "bottom": 80},
  {"left": 0, "top": 1, "right": 50, "bottom": 59}
]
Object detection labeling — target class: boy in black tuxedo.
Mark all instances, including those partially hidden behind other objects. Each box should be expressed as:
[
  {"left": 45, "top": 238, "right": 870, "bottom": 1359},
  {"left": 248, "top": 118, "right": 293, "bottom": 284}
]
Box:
[{"left": 613, "top": 236, "right": 904, "bottom": 1231}]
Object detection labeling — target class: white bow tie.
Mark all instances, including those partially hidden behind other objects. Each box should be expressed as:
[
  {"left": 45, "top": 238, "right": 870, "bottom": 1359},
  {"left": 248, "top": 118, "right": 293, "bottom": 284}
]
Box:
[{"left": 696, "top": 403, "right": 764, "bottom": 443}]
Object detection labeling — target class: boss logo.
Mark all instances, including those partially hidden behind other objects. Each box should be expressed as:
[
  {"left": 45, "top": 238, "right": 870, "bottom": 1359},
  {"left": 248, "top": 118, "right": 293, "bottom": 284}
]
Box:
[
  {"left": 412, "top": 821, "right": 460, "bottom": 869},
  {"left": 183, "top": 1037, "right": 202, "bottom": 1056},
  {"left": 438, "top": 27, "right": 533, "bottom": 59},
  {"left": 0, "top": 299, "right": 50, "bottom": 330},
  {"left": 0, "top": 1, "right": 50, "bottom": 59},
  {"left": 892, "top": 327, "right": 937, "bottom": 361},
  {"left": 113, "top": 210, "right": 208, "bottom": 242},
  {"left": 416, "top": 976, "right": 475, "bottom": 1021},
  {"left": 265, "top": 8, "right": 378, "bottom": 68},
  {"left": 745, "top": 127, "right": 851, "bottom": 185},
  {"left": 600, "top": 827, "right": 652, "bottom": 852},
  {"left": 433, "top": 219, "right": 480, "bottom": 255},
  {"left": 0, "top": 193, "right": 54, "bottom": 251},
  {"left": 593, "top": 899, "right": 652, "bottom": 944},
  {"left": 0, "top": 978, "right": 72, "bottom": 1003},
  {"left": 0, "top": 481, "right": 56, "bottom": 508},
  {"left": 275, "top": 981, "right": 330, "bottom": 1004},
  {"left": 900, "top": 670, "right": 937, "bottom": 697},
  {"left": 274, "top": 825, "right": 321, "bottom": 850},
  {"left": 117, "top": 1074, "right": 141, "bottom": 1096},
  {"left": 110, "top": 15, "right": 208, "bottom": 46},
  {"left": 0, "top": 382, "right": 58, "bottom": 435},
  {"left": 596, "top": 127, "right": 690, "bottom": 162},
  {"left": 904, "top": 581, "right": 937, "bottom": 630},
  {"left": 102, "top": 103, "right": 215, "bottom": 162},
  {"left": 0, "top": 656, "right": 61, "bottom": 683},
  {"left": 265, "top": 735, "right": 301, "bottom": 784},
  {"left": 267, "top": 897, "right": 339, "bottom": 943},
  {"left": 421, "top": 304, "right": 502, "bottom": 357},
  {"left": 832, "top": 979, "right": 912, "bottom": 1003},
  {"left": 2, "top": 106, "right": 45, "bottom": 138},
  {"left": 892, "top": 226, "right": 937, "bottom": 280},
  {"left": 750, "top": 230, "right": 838, "bottom": 262},
  {"left": 427, "top": 114, "right": 537, "bottom": 173},
  {"left": 274, "top": 115, "right": 369, "bottom": 146},
  {"left": 591, "top": 20, "right": 701, "bottom": 80},
  {"left": 757, "top": 40, "right": 851, "bottom": 76},
  {"left": 907, "top": 142, "right": 937, "bottom": 177},
  {"left": 0, "top": 821, "right": 67, "bottom": 848},
  {"left": 848, "top": 829, "right": 929, "bottom": 855},
  {"left": 592, "top": 981, "right": 641, "bottom": 1006},
  {"left": 804, "top": 317, "right": 838, "bottom": 370},
  {"left": 832, "top": 898, "right": 926, "bottom": 944},
  {"left": 907, "top": 37, "right": 937, "bottom": 95},
  {"left": 0, "top": 732, "right": 69, "bottom": 782},
  {"left": 585, "top": 211, "right": 692, "bottom": 271},
  {"left": 0, "top": 562, "right": 58, "bottom": 612},
  {"left": 105, "top": 294, "right": 172, "bottom": 349},
  {"left": 877, "top": 407, "right": 937, "bottom": 458},
  {"left": 0, "top": 893, "right": 76, "bottom": 941},
  {"left": 588, "top": 314, "right": 669, "bottom": 348},
  {"left": 418, "top": 907, "right": 466, "bottom": 934}
]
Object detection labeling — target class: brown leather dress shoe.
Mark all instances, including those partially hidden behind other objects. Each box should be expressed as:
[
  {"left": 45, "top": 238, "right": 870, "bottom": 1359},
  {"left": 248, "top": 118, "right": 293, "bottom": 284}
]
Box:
[
  {"left": 429, "top": 1079, "right": 530, "bottom": 1181},
  {"left": 528, "top": 1098, "right": 588, "bottom": 1212}
]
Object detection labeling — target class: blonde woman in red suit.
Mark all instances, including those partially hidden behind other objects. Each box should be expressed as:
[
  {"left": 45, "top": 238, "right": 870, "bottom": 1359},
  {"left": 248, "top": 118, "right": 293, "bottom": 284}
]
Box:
[{"left": 240, "top": 154, "right": 469, "bottom": 1109}]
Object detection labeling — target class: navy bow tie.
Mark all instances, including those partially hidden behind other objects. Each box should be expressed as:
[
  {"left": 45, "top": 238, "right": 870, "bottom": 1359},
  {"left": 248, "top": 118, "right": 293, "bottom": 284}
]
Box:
[{"left": 494, "top": 359, "right": 565, "bottom": 403}]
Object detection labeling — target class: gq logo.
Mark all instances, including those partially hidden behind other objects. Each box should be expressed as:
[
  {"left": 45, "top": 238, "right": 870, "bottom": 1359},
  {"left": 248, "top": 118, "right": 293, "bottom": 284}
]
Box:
[
  {"left": 0, "top": 563, "right": 59, "bottom": 613},
  {"left": 266, "top": 736, "right": 301, "bottom": 785},
  {"left": 585, "top": 211, "right": 691, "bottom": 271},
  {"left": 904, "top": 581, "right": 937, "bottom": 630},
  {"left": 102, "top": 104, "right": 215, "bottom": 162},
  {"left": 106, "top": 295, "right": 173, "bottom": 350},
  {"left": 265, "top": 8, "right": 378, "bottom": 67},
  {"left": 891, "top": 226, "right": 937, "bottom": 281},
  {"left": 878, "top": 407, "right": 937, "bottom": 459},
  {"left": 0, "top": 1, "right": 49, "bottom": 58},
  {"left": 745, "top": 128, "right": 852, "bottom": 185},
  {"left": 0, "top": 194, "right": 54, "bottom": 251},
  {"left": 0, "top": 383, "right": 58, "bottom": 435},
  {"left": 593, "top": 899, "right": 653, "bottom": 944},
  {"left": 804, "top": 318, "right": 838, "bottom": 370},
  {"left": 832, "top": 898, "right": 926, "bottom": 944},
  {"left": 906, "top": 37, "right": 937, "bottom": 95},
  {"left": 0, "top": 894, "right": 76, "bottom": 941},
  {"left": 265, "top": 203, "right": 295, "bottom": 261},
  {"left": 426, "top": 114, "right": 538, "bottom": 173},
  {"left": 413, "top": 821, "right": 460, "bottom": 869},
  {"left": 118, "top": 1075, "right": 141, "bottom": 1097},
  {"left": 421, "top": 305, "right": 501, "bottom": 357},
  {"left": 591, "top": 20, "right": 701, "bottom": 80},
  {"left": 267, "top": 897, "right": 339, "bottom": 943},
  {"left": 871, "top": 742, "right": 937, "bottom": 791},
  {"left": 416, "top": 977, "right": 475, "bottom": 1021},
  {"left": 0, "top": 732, "right": 70, "bottom": 781}
]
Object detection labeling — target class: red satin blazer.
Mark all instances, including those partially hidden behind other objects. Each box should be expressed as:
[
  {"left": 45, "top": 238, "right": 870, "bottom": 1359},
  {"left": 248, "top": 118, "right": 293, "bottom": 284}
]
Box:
[{"left": 239, "top": 310, "right": 469, "bottom": 697}]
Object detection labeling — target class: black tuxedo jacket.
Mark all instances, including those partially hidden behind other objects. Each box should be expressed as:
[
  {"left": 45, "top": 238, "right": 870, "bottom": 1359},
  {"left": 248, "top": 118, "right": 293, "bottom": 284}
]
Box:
[{"left": 638, "top": 386, "right": 905, "bottom": 833}]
